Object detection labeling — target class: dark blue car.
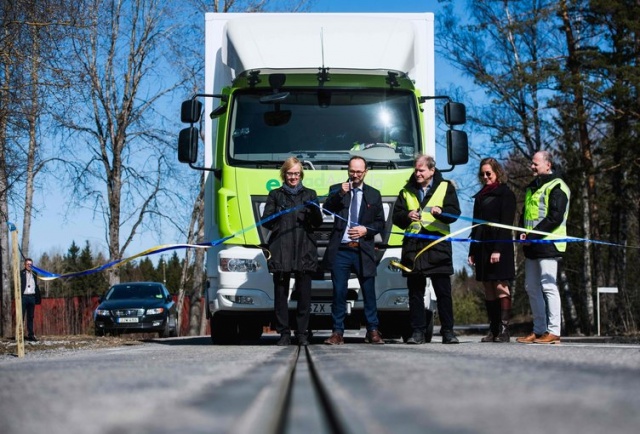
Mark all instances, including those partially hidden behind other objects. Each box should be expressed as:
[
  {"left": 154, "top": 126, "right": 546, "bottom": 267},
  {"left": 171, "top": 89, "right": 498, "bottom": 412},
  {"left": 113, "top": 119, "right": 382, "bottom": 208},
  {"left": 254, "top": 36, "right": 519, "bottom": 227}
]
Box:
[{"left": 94, "top": 282, "right": 178, "bottom": 338}]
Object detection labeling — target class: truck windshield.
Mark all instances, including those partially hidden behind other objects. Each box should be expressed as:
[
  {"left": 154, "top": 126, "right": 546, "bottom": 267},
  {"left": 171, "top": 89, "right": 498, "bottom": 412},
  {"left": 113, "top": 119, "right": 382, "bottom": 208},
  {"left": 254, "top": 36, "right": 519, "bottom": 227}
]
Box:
[{"left": 228, "top": 89, "right": 420, "bottom": 168}]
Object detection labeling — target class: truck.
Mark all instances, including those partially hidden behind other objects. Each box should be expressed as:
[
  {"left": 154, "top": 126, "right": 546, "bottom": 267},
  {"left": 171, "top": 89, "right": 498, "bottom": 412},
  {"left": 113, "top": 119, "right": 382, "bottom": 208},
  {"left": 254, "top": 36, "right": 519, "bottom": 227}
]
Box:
[{"left": 178, "top": 12, "right": 468, "bottom": 344}]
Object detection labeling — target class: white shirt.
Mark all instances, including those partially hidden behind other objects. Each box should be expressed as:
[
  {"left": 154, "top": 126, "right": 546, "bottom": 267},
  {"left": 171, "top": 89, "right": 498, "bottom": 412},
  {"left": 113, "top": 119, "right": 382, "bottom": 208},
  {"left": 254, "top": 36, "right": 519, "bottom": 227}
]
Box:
[
  {"left": 342, "top": 187, "right": 362, "bottom": 243},
  {"left": 24, "top": 271, "right": 36, "bottom": 295}
]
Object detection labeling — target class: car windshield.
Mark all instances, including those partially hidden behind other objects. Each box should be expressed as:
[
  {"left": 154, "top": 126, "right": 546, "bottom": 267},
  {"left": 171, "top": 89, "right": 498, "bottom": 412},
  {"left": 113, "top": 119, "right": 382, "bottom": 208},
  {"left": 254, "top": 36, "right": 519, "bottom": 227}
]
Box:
[
  {"left": 227, "top": 88, "right": 420, "bottom": 168},
  {"left": 106, "top": 285, "right": 163, "bottom": 300}
]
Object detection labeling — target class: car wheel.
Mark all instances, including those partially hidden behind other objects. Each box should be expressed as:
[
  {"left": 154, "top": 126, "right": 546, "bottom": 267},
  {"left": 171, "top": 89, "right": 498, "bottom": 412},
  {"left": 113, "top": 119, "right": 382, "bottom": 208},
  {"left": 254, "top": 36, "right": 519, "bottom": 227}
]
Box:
[
  {"left": 95, "top": 328, "right": 105, "bottom": 337},
  {"left": 169, "top": 314, "right": 178, "bottom": 337},
  {"left": 159, "top": 317, "right": 171, "bottom": 338}
]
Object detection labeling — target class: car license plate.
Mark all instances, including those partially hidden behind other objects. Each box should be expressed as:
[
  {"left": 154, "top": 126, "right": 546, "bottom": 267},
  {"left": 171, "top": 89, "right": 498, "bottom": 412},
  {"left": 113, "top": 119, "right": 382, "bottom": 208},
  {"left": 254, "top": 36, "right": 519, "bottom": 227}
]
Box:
[
  {"left": 310, "top": 303, "right": 331, "bottom": 315},
  {"left": 118, "top": 317, "right": 139, "bottom": 323}
]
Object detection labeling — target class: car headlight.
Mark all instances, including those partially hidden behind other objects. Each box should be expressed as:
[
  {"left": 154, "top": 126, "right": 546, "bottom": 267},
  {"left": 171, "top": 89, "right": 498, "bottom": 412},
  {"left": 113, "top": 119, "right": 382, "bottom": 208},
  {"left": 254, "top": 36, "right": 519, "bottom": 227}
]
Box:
[
  {"left": 146, "top": 307, "right": 165, "bottom": 315},
  {"left": 220, "top": 258, "right": 261, "bottom": 272},
  {"left": 95, "top": 309, "right": 110, "bottom": 316}
]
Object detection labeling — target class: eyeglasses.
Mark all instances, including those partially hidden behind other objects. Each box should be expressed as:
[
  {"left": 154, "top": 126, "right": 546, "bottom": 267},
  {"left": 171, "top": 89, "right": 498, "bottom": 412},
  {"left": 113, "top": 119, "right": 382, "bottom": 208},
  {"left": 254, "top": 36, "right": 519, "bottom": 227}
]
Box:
[
  {"left": 481, "top": 171, "right": 494, "bottom": 177},
  {"left": 285, "top": 172, "right": 301, "bottom": 177},
  {"left": 348, "top": 170, "right": 366, "bottom": 175}
]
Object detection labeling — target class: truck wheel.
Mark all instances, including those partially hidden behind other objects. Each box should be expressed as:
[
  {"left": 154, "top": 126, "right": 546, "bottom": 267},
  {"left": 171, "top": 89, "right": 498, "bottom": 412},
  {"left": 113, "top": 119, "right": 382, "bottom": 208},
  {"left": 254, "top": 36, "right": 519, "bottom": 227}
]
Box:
[
  {"left": 238, "top": 321, "right": 263, "bottom": 342},
  {"left": 425, "top": 310, "right": 434, "bottom": 343},
  {"left": 211, "top": 316, "right": 240, "bottom": 345}
]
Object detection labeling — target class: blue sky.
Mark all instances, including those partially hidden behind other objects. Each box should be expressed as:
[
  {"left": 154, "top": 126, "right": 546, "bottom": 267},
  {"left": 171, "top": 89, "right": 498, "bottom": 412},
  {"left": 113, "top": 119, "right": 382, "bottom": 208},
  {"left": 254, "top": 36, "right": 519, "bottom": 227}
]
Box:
[{"left": 26, "top": 0, "right": 475, "bottom": 264}]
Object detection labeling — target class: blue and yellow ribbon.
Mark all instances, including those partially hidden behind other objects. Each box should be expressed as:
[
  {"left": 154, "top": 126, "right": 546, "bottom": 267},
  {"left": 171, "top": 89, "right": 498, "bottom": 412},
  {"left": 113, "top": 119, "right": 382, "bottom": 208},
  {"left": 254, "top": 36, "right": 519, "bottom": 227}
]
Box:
[{"left": 18, "top": 199, "right": 635, "bottom": 281}]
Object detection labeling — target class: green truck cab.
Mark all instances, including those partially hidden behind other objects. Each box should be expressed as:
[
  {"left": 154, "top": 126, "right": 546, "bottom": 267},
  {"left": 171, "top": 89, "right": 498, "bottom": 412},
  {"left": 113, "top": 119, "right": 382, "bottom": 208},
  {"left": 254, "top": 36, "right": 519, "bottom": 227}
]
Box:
[{"left": 178, "top": 13, "right": 468, "bottom": 344}]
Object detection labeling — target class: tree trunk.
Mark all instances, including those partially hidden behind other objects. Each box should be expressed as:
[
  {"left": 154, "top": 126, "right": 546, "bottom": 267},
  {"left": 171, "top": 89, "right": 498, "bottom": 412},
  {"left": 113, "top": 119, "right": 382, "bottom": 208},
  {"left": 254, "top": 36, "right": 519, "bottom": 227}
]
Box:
[{"left": 558, "top": 0, "right": 597, "bottom": 334}]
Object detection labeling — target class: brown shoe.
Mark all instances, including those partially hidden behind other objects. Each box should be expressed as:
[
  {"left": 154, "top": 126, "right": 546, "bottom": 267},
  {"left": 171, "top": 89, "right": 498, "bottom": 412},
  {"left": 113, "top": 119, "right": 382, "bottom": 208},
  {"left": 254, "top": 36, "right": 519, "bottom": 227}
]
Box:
[
  {"left": 533, "top": 332, "right": 560, "bottom": 344},
  {"left": 515, "top": 332, "right": 541, "bottom": 344},
  {"left": 480, "top": 332, "right": 496, "bottom": 343},
  {"left": 324, "top": 332, "right": 344, "bottom": 345},
  {"left": 364, "top": 329, "right": 384, "bottom": 345}
]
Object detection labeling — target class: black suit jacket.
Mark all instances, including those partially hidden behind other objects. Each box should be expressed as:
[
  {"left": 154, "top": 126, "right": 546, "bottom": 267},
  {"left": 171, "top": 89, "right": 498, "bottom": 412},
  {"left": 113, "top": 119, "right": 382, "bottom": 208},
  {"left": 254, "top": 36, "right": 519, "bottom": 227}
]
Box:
[
  {"left": 20, "top": 268, "right": 42, "bottom": 305},
  {"left": 321, "top": 183, "right": 385, "bottom": 277}
]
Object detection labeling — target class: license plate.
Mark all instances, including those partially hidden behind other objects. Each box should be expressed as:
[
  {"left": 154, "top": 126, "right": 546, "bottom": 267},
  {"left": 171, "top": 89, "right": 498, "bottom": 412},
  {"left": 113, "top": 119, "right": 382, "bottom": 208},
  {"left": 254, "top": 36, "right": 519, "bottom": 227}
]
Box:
[
  {"left": 118, "top": 317, "right": 139, "bottom": 323},
  {"left": 310, "top": 303, "right": 331, "bottom": 315}
]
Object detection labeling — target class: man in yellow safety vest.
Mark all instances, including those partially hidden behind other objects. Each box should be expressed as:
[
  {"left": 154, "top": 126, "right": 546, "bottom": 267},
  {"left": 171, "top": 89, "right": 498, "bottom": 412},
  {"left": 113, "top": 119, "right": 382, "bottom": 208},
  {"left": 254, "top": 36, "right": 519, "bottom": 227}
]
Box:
[
  {"left": 516, "top": 151, "right": 570, "bottom": 345},
  {"left": 392, "top": 154, "right": 460, "bottom": 344}
]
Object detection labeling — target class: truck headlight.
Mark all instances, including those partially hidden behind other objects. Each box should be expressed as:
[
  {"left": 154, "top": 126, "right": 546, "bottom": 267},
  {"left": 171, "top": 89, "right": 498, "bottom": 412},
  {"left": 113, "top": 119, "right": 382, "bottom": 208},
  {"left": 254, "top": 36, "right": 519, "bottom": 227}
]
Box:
[{"left": 220, "top": 258, "right": 261, "bottom": 272}]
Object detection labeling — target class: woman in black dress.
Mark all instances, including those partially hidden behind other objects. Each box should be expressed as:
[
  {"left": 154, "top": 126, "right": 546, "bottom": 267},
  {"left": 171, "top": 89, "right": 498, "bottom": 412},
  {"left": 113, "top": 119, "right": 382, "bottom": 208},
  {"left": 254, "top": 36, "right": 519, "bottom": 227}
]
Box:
[{"left": 468, "top": 158, "right": 516, "bottom": 342}]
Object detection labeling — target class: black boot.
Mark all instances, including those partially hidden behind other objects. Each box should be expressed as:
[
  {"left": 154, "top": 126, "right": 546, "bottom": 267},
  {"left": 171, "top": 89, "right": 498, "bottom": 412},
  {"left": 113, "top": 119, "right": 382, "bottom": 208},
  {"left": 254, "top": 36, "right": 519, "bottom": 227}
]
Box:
[
  {"left": 496, "top": 297, "right": 511, "bottom": 343},
  {"left": 481, "top": 300, "right": 500, "bottom": 342}
]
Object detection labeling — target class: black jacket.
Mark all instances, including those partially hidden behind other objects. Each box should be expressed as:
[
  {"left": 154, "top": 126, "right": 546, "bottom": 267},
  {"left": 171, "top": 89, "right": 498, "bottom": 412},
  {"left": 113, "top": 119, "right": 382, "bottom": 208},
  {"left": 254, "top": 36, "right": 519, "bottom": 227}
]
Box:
[
  {"left": 321, "top": 183, "right": 385, "bottom": 277},
  {"left": 469, "top": 183, "right": 516, "bottom": 281},
  {"left": 392, "top": 170, "right": 460, "bottom": 276},
  {"left": 20, "top": 268, "right": 42, "bottom": 305},
  {"left": 519, "top": 173, "right": 570, "bottom": 259},
  {"left": 261, "top": 185, "right": 323, "bottom": 273}
]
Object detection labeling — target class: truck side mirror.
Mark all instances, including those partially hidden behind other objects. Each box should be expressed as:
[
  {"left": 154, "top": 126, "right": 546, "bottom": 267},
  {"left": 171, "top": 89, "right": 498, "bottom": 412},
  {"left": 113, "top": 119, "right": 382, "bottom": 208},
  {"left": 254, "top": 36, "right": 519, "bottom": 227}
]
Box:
[
  {"left": 447, "top": 130, "right": 469, "bottom": 166},
  {"left": 181, "top": 100, "right": 203, "bottom": 123},
  {"left": 178, "top": 127, "right": 199, "bottom": 164},
  {"left": 444, "top": 102, "right": 466, "bottom": 126}
]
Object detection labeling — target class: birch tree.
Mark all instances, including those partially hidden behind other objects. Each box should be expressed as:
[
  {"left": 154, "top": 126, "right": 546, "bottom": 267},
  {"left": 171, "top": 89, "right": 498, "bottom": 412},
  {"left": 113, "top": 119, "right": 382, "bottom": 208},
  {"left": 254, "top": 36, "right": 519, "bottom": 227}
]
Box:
[{"left": 52, "top": 0, "right": 190, "bottom": 285}]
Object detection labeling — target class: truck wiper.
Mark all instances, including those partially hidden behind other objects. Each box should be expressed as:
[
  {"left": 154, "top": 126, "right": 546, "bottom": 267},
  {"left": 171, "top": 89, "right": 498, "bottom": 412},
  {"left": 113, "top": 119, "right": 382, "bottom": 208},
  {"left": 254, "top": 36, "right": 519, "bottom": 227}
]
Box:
[{"left": 290, "top": 150, "right": 351, "bottom": 157}]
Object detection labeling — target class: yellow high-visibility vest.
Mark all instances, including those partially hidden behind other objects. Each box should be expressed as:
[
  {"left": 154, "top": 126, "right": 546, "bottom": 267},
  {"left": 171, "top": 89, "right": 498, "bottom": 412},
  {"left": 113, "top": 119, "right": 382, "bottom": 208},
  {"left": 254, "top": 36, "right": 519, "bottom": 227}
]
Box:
[
  {"left": 402, "top": 182, "right": 450, "bottom": 235},
  {"left": 524, "top": 178, "right": 570, "bottom": 252}
]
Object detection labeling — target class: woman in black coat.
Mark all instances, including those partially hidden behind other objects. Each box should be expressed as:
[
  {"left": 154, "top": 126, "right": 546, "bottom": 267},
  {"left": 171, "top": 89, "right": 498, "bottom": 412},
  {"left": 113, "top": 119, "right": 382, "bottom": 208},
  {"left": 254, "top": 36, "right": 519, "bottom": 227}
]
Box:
[
  {"left": 468, "top": 157, "right": 516, "bottom": 342},
  {"left": 261, "top": 157, "right": 323, "bottom": 346}
]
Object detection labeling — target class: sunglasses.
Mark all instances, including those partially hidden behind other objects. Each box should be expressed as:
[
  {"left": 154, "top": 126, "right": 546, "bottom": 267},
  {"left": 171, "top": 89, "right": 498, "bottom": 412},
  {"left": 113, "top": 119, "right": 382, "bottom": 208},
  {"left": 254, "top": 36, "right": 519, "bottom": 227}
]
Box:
[{"left": 481, "top": 171, "right": 494, "bottom": 177}]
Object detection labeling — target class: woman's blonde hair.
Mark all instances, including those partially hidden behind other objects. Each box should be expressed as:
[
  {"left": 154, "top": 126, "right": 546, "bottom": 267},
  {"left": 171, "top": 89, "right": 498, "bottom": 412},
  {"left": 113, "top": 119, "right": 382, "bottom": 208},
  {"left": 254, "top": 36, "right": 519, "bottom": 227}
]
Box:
[{"left": 279, "top": 157, "right": 304, "bottom": 181}]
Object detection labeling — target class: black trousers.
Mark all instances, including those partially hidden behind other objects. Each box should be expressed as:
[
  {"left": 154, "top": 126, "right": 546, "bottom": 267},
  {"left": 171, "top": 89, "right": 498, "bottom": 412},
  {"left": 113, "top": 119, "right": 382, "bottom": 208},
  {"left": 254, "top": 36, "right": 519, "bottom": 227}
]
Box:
[
  {"left": 273, "top": 271, "right": 311, "bottom": 336},
  {"left": 22, "top": 294, "right": 36, "bottom": 338},
  {"left": 407, "top": 274, "right": 454, "bottom": 332}
]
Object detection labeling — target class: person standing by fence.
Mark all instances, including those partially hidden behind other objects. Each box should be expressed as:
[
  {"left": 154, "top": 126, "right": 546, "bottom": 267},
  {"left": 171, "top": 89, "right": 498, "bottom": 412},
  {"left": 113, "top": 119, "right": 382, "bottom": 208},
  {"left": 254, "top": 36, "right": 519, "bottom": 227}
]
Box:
[{"left": 20, "top": 258, "right": 41, "bottom": 342}]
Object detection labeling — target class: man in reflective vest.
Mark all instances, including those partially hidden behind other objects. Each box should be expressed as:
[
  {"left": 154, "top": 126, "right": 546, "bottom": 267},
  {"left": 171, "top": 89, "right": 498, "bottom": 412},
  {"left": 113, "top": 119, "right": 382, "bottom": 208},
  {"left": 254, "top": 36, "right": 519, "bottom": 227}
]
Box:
[
  {"left": 392, "top": 154, "right": 461, "bottom": 344},
  {"left": 516, "top": 151, "right": 570, "bottom": 344}
]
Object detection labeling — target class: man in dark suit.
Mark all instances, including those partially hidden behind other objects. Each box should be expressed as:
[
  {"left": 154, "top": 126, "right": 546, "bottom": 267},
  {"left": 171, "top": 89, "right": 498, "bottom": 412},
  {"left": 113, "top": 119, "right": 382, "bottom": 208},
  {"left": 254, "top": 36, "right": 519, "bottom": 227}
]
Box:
[
  {"left": 20, "top": 257, "right": 42, "bottom": 342},
  {"left": 322, "top": 156, "right": 386, "bottom": 345}
]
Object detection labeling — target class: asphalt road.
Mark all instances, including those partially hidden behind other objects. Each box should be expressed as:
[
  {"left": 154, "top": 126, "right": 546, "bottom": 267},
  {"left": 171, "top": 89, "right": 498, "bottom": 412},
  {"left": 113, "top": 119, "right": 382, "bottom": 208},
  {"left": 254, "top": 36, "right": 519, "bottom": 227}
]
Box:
[{"left": 1, "top": 333, "right": 639, "bottom": 434}]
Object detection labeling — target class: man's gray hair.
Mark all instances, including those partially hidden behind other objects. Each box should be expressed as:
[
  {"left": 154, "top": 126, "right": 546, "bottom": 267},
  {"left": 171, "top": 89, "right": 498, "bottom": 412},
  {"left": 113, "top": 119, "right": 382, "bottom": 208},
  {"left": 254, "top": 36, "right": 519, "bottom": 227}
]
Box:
[{"left": 415, "top": 154, "right": 436, "bottom": 169}]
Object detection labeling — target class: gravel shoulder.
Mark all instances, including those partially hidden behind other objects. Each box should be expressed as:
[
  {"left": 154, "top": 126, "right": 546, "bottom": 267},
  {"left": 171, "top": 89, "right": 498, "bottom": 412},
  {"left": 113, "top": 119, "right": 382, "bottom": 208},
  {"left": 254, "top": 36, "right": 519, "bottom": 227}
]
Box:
[{"left": 0, "top": 335, "right": 146, "bottom": 359}]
